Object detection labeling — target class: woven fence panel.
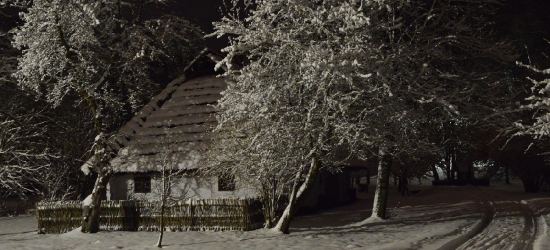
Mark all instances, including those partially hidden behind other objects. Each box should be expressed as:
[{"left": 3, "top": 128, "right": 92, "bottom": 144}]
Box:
[
  {"left": 137, "top": 201, "right": 162, "bottom": 231},
  {"left": 36, "top": 198, "right": 264, "bottom": 234},
  {"left": 192, "top": 199, "right": 243, "bottom": 231},
  {"left": 99, "top": 200, "right": 140, "bottom": 231},
  {"left": 36, "top": 201, "right": 82, "bottom": 234}
]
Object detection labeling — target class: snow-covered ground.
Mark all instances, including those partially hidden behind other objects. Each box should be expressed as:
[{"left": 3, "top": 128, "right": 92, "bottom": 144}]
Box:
[{"left": 1, "top": 183, "right": 549, "bottom": 250}]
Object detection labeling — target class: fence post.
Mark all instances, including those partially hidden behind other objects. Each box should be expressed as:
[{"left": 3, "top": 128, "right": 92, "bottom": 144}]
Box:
[
  {"left": 36, "top": 203, "right": 43, "bottom": 234},
  {"left": 189, "top": 199, "right": 195, "bottom": 230},
  {"left": 242, "top": 199, "right": 248, "bottom": 231}
]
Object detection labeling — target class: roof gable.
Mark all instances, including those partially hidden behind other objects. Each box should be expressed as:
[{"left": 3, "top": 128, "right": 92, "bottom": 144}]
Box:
[
  {"left": 81, "top": 48, "right": 236, "bottom": 174},
  {"left": 112, "top": 76, "right": 227, "bottom": 172}
]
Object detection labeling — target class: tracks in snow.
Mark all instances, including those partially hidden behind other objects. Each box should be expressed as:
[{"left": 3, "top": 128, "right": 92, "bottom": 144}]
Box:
[
  {"left": 438, "top": 197, "right": 539, "bottom": 250},
  {"left": 436, "top": 201, "right": 495, "bottom": 250}
]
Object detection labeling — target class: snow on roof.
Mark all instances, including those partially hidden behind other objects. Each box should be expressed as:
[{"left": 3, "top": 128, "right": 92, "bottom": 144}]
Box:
[
  {"left": 111, "top": 75, "right": 227, "bottom": 173},
  {"left": 80, "top": 48, "right": 239, "bottom": 174}
]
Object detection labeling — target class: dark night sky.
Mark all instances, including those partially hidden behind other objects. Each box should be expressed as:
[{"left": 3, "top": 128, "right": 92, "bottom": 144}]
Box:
[
  {"left": 170, "top": 0, "right": 227, "bottom": 51},
  {"left": 172, "top": 0, "right": 550, "bottom": 66},
  {"left": 2, "top": 0, "right": 550, "bottom": 62},
  {"left": 0, "top": 0, "right": 228, "bottom": 50},
  {"left": 495, "top": 0, "right": 550, "bottom": 67}
]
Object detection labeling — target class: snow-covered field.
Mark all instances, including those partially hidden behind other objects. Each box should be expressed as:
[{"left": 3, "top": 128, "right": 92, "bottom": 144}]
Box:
[{"left": 1, "top": 184, "right": 549, "bottom": 250}]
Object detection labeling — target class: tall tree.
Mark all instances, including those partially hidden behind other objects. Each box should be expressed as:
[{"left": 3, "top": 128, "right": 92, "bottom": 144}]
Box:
[
  {"left": 212, "top": 0, "right": 515, "bottom": 229},
  {"left": 356, "top": 0, "right": 516, "bottom": 219},
  {"left": 0, "top": 7, "right": 61, "bottom": 199},
  {"left": 6, "top": 0, "right": 203, "bottom": 233},
  {"left": 210, "top": 0, "right": 379, "bottom": 233},
  {"left": 487, "top": 0, "right": 550, "bottom": 192},
  {"left": 0, "top": 105, "right": 55, "bottom": 198}
]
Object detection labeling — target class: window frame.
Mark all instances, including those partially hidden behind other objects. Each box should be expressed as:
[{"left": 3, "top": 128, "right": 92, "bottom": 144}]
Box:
[
  {"left": 217, "top": 174, "right": 236, "bottom": 191},
  {"left": 134, "top": 175, "right": 152, "bottom": 193}
]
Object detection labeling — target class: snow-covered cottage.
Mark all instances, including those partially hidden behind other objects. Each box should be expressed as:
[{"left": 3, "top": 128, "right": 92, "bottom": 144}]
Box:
[
  {"left": 96, "top": 48, "right": 356, "bottom": 210},
  {"left": 97, "top": 49, "right": 253, "bottom": 201}
]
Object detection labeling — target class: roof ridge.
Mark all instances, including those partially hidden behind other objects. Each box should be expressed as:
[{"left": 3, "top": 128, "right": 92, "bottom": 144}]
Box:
[{"left": 82, "top": 48, "right": 230, "bottom": 174}]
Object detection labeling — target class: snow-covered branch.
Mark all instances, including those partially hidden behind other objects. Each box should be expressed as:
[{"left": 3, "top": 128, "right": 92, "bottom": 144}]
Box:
[
  {"left": 515, "top": 62, "right": 550, "bottom": 139},
  {"left": 7, "top": 0, "right": 204, "bottom": 232},
  {"left": 0, "top": 112, "right": 57, "bottom": 197}
]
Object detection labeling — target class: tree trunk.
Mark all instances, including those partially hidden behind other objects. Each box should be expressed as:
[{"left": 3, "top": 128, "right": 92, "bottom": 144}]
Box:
[
  {"left": 371, "top": 148, "right": 392, "bottom": 219},
  {"left": 470, "top": 163, "right": 474, "bottom": 181},
  {"left": 80, "top": 89, "right": 111, "bottom": 234},
  {"left": 157, "top": 201, "right": 165, "bottom": 248},
  {"left": 397, "top": 178, "right": 403, "bottom": 194},
  {"left": 398, "top": 174, "right": 409, "bottom": 196},
  {"left": 261, "top": 177, "right": 279, "bottom": 228},
  {"left": 431, "top": 165, "right": 439, "bottom": 181},
  {"left": 157, "top": 170, "right": 166, "bottom": 248},
  {"left": 157, "top": 199, "right": 165, "bottom": 247},
  {"left": 522, "top": 176, "right": 543, "bottom": 193},
  {"left": 366, "top": 170, "right": 370, "bottom": 185},
  {"left": 273, "top": 156, "right": 321, "bottom": 234},
  {"left": 82, "top": 171, "right": 110, "bottom": 233},
  {"left": 451, "top": 163, "right": 456, "bottom": 180},
  {"left": 445, "top": 148, "right": 452, "bottom": 180},
  {"left": 505, "top": 164, "right": 510, "bottom": 184},
  {"left": 451, "top": 149, "right": 457, "bottom": 180},
  {"left": 263, "top": 197, "right": 275, "bottom": 229}
]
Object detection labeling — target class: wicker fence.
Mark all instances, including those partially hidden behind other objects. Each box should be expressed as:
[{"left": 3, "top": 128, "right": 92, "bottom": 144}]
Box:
[{"left": 36, "top": 198, "right": 263, "bottom": 234}]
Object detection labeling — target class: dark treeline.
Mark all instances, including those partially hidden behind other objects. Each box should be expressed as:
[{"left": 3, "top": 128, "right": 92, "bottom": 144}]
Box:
[{"left": 1, "top": 0, "right": 550, "bottom": 205}]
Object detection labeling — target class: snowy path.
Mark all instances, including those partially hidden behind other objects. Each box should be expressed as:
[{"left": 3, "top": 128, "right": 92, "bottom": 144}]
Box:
[
  {"left": 1, "top": 185, "right": 549, "bottom": 250},
  {"left": 452, "top": 201, "right": 535, "bottom": 250},
  {"left": 434, "top": 186, "right": 549, "bottom": 250},
  {"left": 436, "top": 201, "right": 495, "bottom": 250},
  {"left": 285, "top": 186, "right": 550, "bottom": 250},
  {"left": 527, "top": 198, "right": 550, "bottom": 249}
]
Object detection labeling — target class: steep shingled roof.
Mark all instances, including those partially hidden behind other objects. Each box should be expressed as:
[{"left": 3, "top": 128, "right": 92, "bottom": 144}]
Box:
[
  {"left": 81, "top": 48, "right": 237, "bottom": 174},
  {"left": 111, "top": 75, "right": 227, "bottom": 172}
]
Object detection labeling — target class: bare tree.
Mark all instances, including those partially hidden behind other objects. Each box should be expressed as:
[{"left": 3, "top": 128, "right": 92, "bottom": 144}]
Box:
[
  {"left": 1, "top": 24, "right": 60, "bottom": 198},
  {"left": 5, "top": 0, "right": 203, "bottom": 233},
  {"left": 153, "top": 149, "right": 193, "bottom": 248},
  {"left": 354, "top": 0, "right": 516, "bottom": 219},
  {"left": 0, "top": 113, "right": 52, "bottom": 197}
]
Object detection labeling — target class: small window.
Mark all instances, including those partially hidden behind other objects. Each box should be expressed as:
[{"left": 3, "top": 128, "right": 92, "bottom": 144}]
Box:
[
  {"left": 134, "top": 175, "right": 151, "bottom": 193},
  {"left": 218, "top": 174, "right": 235, "bottom": 191}
]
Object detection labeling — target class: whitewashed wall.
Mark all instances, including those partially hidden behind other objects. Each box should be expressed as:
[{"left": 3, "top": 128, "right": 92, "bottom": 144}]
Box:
[{"left": 107, "top": 173, "right": 257, "bottom": 201}]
